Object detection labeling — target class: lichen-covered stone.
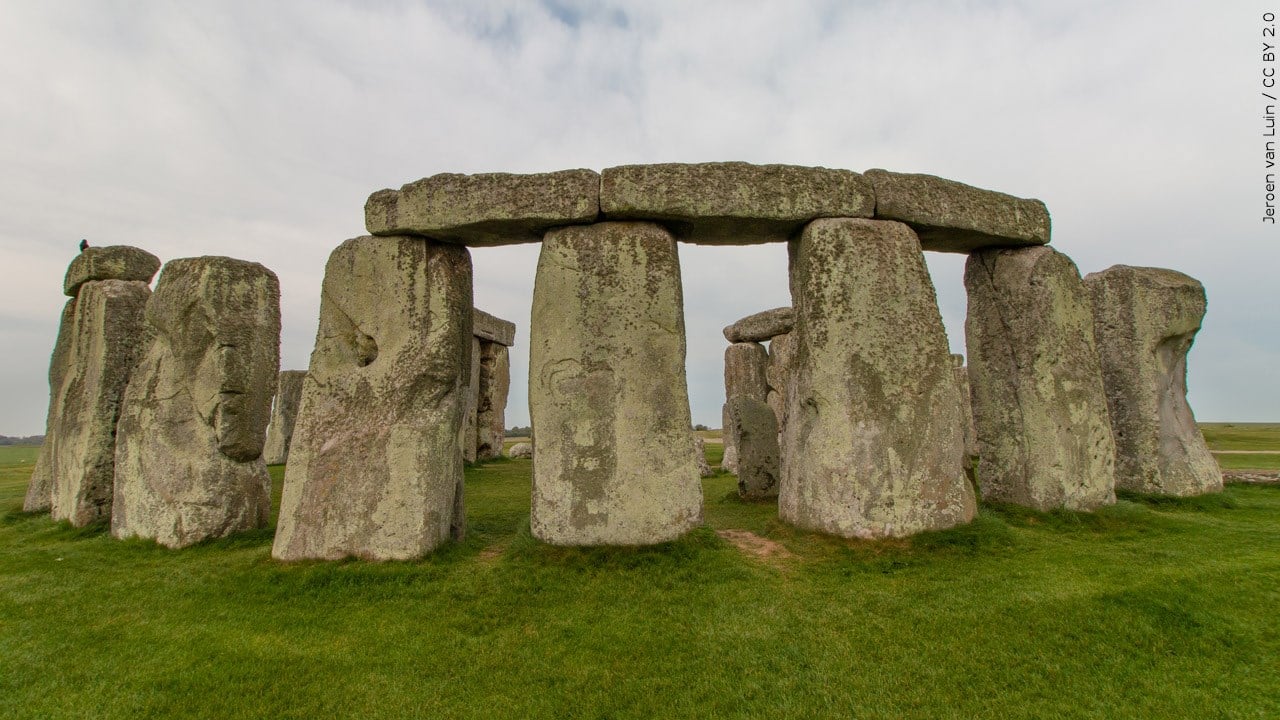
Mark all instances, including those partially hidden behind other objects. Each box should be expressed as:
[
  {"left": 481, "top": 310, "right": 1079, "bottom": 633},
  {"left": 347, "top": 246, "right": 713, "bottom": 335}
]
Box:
[
  {"left": 1085, "top": 265, "right": 1221, "bottom": 496},
  {"left": 724, "top": 342, "right": 768, "bottom": 402},
  {"left": 601, "top": 162, "right": 874, "bottom": 245},
  {"left": 476, "top": 342, "right": 510, "bottom": 460},
  {"left": 726, "top": 396, "right": 780, "bottom": 499},
  {"left": 530, "top": 221, "right": 702, "bottom": 545},
  {"left": 262, "top": 370, "right": 306, "bottom": 465},
  {"left": 766, "top": 332, "right": 794, "bottom": 428},
  {"left": 272, "top": 237, "right": 471, "bottom": 561},
  {"left": 365, "top": 169, "right": 600, "bottom": 246},
  {"left": 461, "top": 336, "right": 481, "bottom": 463},
  {"left": 781, "top": 218, "right": 975, "bottom": 538},
  {"left": 23, "top": 299, "right": 76, "bottom": 513},
  {"left": 473, "top": 308, "right": 516, "bottom": 347},
  {"left": 693, "top": 435, "right": 714, "bottom": 478},
  {"left": 64, "top": 245, "right": 161, "bottom": 297},
  {"left": 720, "top": 404, "right": 739, "bottom": 474},
  {"left": 964, "top": 247, "right": 1117, "bottom": 511},
  {"left": 950, "top": 354, "right": 979, "bottom": 487},
  {"left": 112, "top": 257, "right": 280, "bottom": 548},
  {"left": 723, "top": 307, "right": 794, "bottom": 343},
  {"left": 866, "top": 169, "right": 1051, "bottom": 253},
  {"left": 508, "top": 442, "right": 532, "bottom": 459}
]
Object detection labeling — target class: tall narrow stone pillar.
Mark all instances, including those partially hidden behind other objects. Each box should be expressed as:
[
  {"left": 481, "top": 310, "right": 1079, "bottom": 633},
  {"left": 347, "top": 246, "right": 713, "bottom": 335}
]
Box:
[
  {"left": 272, "top": 237, "right": 471, "bottom": 561},
  {"left": 781, "top": 218, "right": 975, "bottom": 539},
  {"left": 112, "top": 257, "right": 279, "bottom": 548},
  {"left": 964, "top": 247, "right": 1117, "bottom": 511},
  {"left": 721, "top": 341, "right": 768, "bottom": 473},
  {"left": 263, "top": 370, "right": 306, "bottom": 465},
  {"left": 23, "top": 300, "right": 77, "bottom": 513},
  {"left": 530, "top": 221, "right": 703, "bottom": 545},
  {"left": 950, "top": 354, "right": 980, "bottom": 489},
  {"left": 476, "top": 341, "right": 510, "bottom": 459},
  {"left": 461, "top": 336, "right": 481, "bottom": 463},
  {"left": 1085, "top": 265, "right": 1221, "bottom": 496}
]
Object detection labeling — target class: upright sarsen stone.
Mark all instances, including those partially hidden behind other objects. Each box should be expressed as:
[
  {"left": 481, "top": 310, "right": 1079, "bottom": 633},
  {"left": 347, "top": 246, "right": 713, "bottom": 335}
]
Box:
[
  {"left": 782, "top": 218, "right": 975, "bottom": 539},
  {"left": 273, "top": 237, "right": 471, "bottom": 561},
  {"left": 23, "top": 299, "right": 76, "bottom": 513},
  {"left": 1085, "top": 265, "right": 1221, "bottom": 496},
  {"left": 476, "top": 341, "right": 510, "bottom": 460},
  {"left": 726, "top": 396, "right": 780, "bottom": 499},
  {"left": 530, "top": 222, "right": 702, "bottom": 545},
  {"left": 262, "top": 370, "right": 306, "bottom": 465},
  {"left": 964, "top": 247, "right": 1116, "bottom": 511},
  {"left": 112, "top": 257, "right": 280, "bottom": 548}
]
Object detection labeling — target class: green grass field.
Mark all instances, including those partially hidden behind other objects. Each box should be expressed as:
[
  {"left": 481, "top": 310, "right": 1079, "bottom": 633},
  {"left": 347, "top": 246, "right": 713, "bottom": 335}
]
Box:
[
  {"left": 1200, "top": 423, "right": 1280, "bottom": 471},
  {"left": 2, "top": 437, "right": 1278, "bottom": 719}
]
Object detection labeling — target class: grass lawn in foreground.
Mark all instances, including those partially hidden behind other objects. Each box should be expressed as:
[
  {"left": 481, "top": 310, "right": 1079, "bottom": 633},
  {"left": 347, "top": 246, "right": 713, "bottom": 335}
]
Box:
[{"left": 1, "top": 444, "right": 1278, "bottom": 719}]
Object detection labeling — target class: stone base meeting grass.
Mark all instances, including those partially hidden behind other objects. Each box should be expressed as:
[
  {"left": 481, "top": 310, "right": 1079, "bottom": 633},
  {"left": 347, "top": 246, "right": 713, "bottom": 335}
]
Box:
[{"left": 2, "top": 442, "right": 1278, "bottom": 719}]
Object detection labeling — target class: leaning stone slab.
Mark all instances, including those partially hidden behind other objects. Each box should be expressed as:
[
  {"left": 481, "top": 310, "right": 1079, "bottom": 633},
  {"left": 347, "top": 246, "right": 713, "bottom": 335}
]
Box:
[
  {"left": 46, "top": 280, "right": 152, "bottom": 526},
  {"left": 782, "top": 218, "right": 976, "bottom": 538},
  {"left": 365, "top": 169, "right": 599, "bottom": 246},
  {"left": 726, "top": 396, "right": 780, "bottom": 499},
  {"left": 112, "top": 257, "right": 280, "bottom": 548},
  {"left": 64, "top": 245, "right": 161, "bottom": 297},
  {"left": 723, "top": 307, "right": 794, "bottom": 343},
  {"left": 476, "top": 342, "right": 510, "bottom": 460},
  {"left": 865, "top": 169, "right": 1051, "bottom": 253},
  {"left": 601, "top": 162, "right": 874, "bottom": 245},
  {"left": 1085, "top": 265, "right": 1221, "bottom": 496},
  {"left": 473, "top": 308, "right": 516, "bottom": 346},
  {"left": 964, "top": 247, "right": 1117, "bottom": 511},
  {"left": 530, "top": 221, "right": 703, "bottom": 545},
  {"left": 262, "top": 370, "right": 306, "bottom": 466},
  {"left": 273, "top": 237, "right": 472, "bottom": 561},
  {"left": 24, "top": 299, "right": 76, "bottom": 513}
]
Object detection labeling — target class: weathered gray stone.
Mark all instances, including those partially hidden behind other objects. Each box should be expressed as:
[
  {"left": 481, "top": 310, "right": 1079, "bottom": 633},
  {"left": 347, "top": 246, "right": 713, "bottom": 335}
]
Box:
[
  {"left": 1085, "top": 265, "right": 1221, "bottom": 496},
  {"left": 365, "top": 169, "right": 600, "bottom": 246},
  {"left": 693, "top": 435, "right": 714, "bottom": 478},
  {"left": 601, "top": 162, "right": 874, "bottom": 245},
  {"left": 726, "top": 396, "right": 780, "bottom": 499},
  {"left": 964, "top": 247, "right": 1117, "bottom": 511},
  {"left": 44, "top": 280, "right": 152, "bottom": 526},
  {"left": 24, "top": 299, "right": 76, "bottom": 513},
  {"left": 476, "top": 342, "right": 510, "bottom": 460},
  {"left": 721, "top": 404, "right": 739, "bottom": 474},
  {"left": 781, "top": 218, "right": 976, "bottom": 538},
  {"left": 530, "top": 221, "right": 703, "bottom": 545},
  {"left": 461, "top": 336, "right": 481, "bottom": 463},
  {"left": 508, "top": 442, "right": 532, "bottom": 459},
  {"left": 723, "top": 307, "right": 794, "bottom": 343},
  {"left": 262, "top": 370, "right": 306, "bottom": 466},
  {"left": 112, "top": 257, "right": 280, "bottom": 548},
  {"left": 724, "top": 342, "right": 769, "bottom": 402},
  {"left": 766, "top": 332, "right": 794, "bottom": 428},
  {"left": 473, "top": 308, "right": 516, "bottom": 347},
  {"left": 866, "top": 169, "right": 1051, "bottom": 253},
  {"left": 273, "top": 237, "right": 471, "bottom": 561},
  {"left": 950, "top": 354, "right": 979, "bottom": 487},
  {"left": 63, "top": 245, "right": 161, "bottom": 297}
]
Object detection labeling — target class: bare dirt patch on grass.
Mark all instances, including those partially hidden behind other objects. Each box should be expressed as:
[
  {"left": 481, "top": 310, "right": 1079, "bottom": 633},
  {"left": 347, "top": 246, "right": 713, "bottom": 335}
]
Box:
[{"left": 717, "top": 529, "right": 795, "bottom": 564}]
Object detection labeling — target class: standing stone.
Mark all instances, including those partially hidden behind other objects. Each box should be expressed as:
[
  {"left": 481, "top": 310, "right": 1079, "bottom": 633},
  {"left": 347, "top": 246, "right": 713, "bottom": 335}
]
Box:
[
  {"left": 1085, "top": 265, "right": 1221, "bottom": 496},
  {"left": 273, "top": 237, "right": 471, "bottom": 561},
  {"left": 23, "top": 299, "right": 76, "bottom": 513},
  {"left": 530, "top": 221, "right": 702, "bottom": 545},
  {"left": 724, "top": 342, "right": 769, "bottom": 401},
  {"left": 476, "top": 342, "right": 510, "bottom": 460},
  {"left": 782, "top": 218, "right": 975, "bottom": 539},
  {"left": 964, "top": 247, "right": 1117, "bottom": 511},
  {"left": 726, "top": 396, "right": 780, "bottom": 499},
  {"left": 693, "top": 435, "right": 714, "bottom": 478},
  {"left": 47, "top": 280, "right": 152, "bottom": 526},
  {"left": 766, "top": 331, "right": 794, "bottom": 428},
  {"left": 461, "top": 336, "right": 481, "bottom": 463},
  {"left": 950, "top": 354, "right": 980, "bottom": 488},
  {"left": 112, "top": 257, "right": 280, "bottom": 548},
  {"left": 720, "top": 405, "right": 739, "bottom": 474},
  {"left": 263, "top": 370, "right": 306, "bottom": 465}
]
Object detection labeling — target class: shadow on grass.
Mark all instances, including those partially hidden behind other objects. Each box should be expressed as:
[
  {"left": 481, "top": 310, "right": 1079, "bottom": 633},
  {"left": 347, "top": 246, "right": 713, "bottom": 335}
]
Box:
[{"left": 1116, "top": 489, "right": 1239, "bottom": 511}]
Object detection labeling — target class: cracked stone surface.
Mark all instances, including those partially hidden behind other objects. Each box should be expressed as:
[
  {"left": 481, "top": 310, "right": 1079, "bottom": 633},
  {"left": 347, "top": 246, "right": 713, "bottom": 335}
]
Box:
[
  {"left": 273, "top": 236, "right": 471, "bottom": 561},
  {"left": 1085, "top": 265, "right": 1221, "bottom": 496},
  {"left": 782, "top": 218, "right": 975, "bottom": 538},
  {"left": 112, "top": 257, "right": 280, "bottom": 548},
  {"left": 964, "top": 246, "right": 1116, "bottom": 511},
  {"left": 530, "top": 221, "right": 702, "bottom": 545}
]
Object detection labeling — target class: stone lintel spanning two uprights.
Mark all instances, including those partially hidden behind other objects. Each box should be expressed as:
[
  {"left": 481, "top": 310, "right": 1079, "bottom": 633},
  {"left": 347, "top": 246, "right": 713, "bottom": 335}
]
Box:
[{"left": 364, "top": 162, "right": 1052, "bottom": 252}]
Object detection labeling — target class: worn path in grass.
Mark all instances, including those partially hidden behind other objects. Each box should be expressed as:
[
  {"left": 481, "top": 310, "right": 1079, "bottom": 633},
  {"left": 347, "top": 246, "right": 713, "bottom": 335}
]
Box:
[{"left": 2, "top": 444, "right": 1278, "bottom": 719}]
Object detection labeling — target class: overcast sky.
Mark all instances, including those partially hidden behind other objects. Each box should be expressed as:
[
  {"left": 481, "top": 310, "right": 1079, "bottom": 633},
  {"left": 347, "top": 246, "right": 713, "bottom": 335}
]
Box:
[{"left": 0, "top": 1, "right": 1275, "bottom": 435}]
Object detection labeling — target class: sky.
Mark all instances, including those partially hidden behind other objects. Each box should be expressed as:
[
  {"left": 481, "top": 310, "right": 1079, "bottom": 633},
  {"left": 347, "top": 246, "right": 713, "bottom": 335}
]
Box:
[{"left": 0, "top": 0, "right": 1275, "bottom": 435}]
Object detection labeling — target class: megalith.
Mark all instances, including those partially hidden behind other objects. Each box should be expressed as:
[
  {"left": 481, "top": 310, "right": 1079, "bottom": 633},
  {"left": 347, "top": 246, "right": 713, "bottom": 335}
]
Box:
[
  {"left": 1085, "top": 265, "right": 1221, "bottom": 495},
  {"left": 693, "top": 435, "right": 714, "bottom": 478},
  {"left": 461, "top": 336, "right": 481, "bottom": 463},
  {"left": 723, "top": 307, "right": 794, "bottom": 343},
  {"left": 722, "top": 341, "right": 768, "bottom": 473},
  {"left": 112, "top": 257, "right": 280, "bottom": 548},
  {"left": 950, "top": 354, "right": 980, "bottom": 488},
  {"left": 964, "top": 246, "right": 1117, "bottom": 511},
  {"left": 263, "top": 370, "right": 306, "bottom": 465},
  {"left": 781, "top": 218, "right": 975, "bottom": 539},
  {"left": 273, "top": 236, "right": 471, "bottom": 561},
  {"left": 26, "top": 246, "right": 160, "bottom": 518},
  {"left": 530, "top": 221, "right": 702, "bottom": 545},
  {"left": 476, "top": 340, "right": 511, "bottom": 460},
  {"left": 726, "top": 396, "right": 780, "bottom": 499},
  {"left": 766, "top": 331, "right": 794, "bottom": 429}
]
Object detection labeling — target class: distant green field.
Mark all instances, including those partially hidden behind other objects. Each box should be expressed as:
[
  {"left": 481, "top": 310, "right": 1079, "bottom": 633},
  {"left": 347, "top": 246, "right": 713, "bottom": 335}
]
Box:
[
  {"left": 1198, "top": 423, "right": 1280, "bottom": 451},
  {"left": 2, "top": 441, "right": 1278, "bottom": 718},
  {"left": 0, "top": 445, "right": 39, "bottom": 467}
]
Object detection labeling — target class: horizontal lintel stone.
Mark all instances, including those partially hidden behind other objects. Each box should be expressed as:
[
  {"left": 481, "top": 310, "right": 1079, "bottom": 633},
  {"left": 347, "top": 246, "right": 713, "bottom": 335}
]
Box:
[
  {"left": 723, "top": 306, "right": 793, "bottom": 343},
  {"left": 473, "top": 308, "right": 516, "bottom": 347},
  {"left": 64, "top": 246, "right": 162, "bottom": 297}
]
